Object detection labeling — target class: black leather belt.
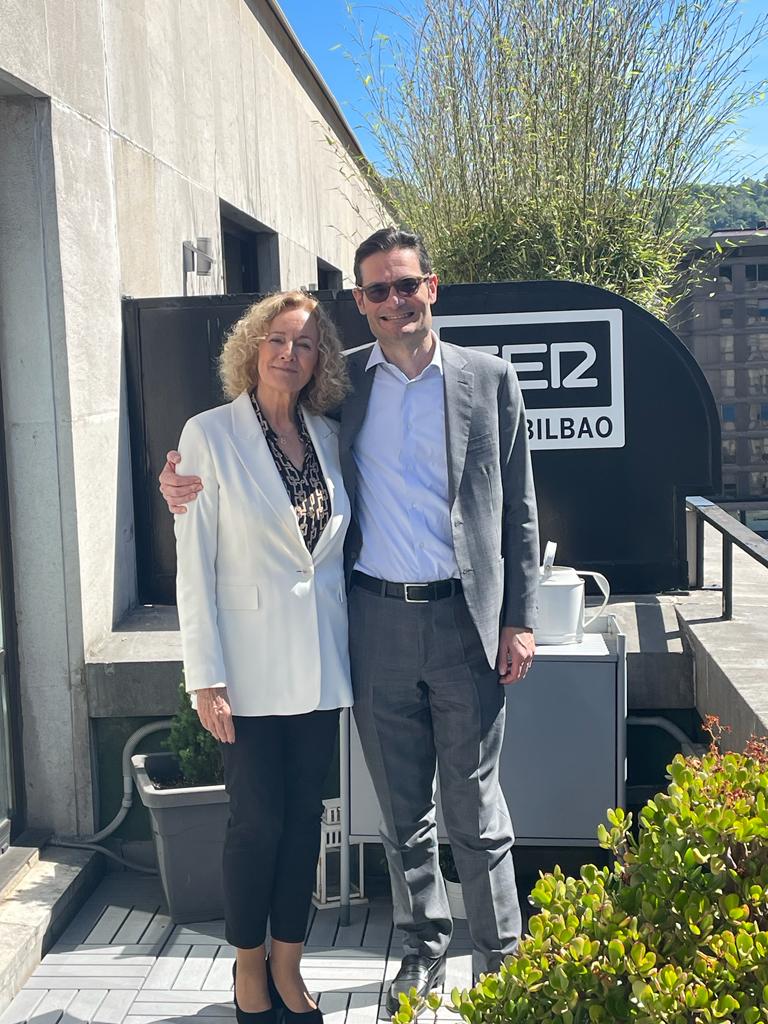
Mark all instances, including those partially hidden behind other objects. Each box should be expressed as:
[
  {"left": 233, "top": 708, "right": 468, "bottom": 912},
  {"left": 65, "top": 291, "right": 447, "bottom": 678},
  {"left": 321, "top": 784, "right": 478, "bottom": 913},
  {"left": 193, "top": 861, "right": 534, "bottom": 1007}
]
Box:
[{"left": 352, "top": 570, "right": 462, "bottom": 603}]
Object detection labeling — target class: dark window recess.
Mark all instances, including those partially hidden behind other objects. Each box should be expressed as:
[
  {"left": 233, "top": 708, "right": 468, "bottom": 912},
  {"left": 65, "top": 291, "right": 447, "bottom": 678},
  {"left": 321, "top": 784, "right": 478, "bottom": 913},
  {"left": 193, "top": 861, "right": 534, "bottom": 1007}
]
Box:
[
  {"left": 220, "top": 202, "right": 280, "bottom": 296},
  {"left": 317, "top": 259, "right": 343, "bottom": 292},
  {"left": 719, "top": 265, "right": 733, "bottom": 280},
  {"left": 721, "top": 404, "right": 736, "bottom": 424},
  {"left": 746, "top": 264, "right": 768, "bottom": 286},
  {"left": 222, "top": 228, "right": 259, "bottom": 293},
  {"left": 124, "top": 295, "right": 254, "bottom": 603}
]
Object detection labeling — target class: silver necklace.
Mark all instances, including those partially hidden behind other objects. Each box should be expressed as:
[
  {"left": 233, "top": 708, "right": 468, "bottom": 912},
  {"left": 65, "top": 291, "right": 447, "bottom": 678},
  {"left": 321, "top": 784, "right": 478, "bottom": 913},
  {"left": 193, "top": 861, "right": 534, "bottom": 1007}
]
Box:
[
  {"left": 262, "top": 412, "right": 296, "bottom": 443},
  {"left": 274, "top": 425, "right": 296, "bottom": 444},
  {"left": 251, "top": 394, "right": 299, "bottom": 446}
]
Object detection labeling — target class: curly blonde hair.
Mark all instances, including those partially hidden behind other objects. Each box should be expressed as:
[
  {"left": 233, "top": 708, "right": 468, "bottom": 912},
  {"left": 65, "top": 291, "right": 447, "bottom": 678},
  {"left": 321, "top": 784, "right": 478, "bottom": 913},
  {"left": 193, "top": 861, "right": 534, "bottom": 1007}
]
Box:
[{"left": 218, "top": 291, "right": 349, "bottom": 414}]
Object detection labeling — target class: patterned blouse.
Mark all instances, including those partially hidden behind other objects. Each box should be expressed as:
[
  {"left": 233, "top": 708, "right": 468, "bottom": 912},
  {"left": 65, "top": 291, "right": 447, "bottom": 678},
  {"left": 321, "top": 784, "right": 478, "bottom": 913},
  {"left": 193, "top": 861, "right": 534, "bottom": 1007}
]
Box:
[{"left": 250, "top": 393, "right": 331, "bottom": 553}]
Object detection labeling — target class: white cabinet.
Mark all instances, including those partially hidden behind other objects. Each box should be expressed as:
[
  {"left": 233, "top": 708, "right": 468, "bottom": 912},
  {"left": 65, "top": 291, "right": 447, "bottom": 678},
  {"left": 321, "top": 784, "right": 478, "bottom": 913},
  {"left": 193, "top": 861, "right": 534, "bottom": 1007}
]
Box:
[{"left": 342, "top": 616, "right": 626, "bottom": 849}]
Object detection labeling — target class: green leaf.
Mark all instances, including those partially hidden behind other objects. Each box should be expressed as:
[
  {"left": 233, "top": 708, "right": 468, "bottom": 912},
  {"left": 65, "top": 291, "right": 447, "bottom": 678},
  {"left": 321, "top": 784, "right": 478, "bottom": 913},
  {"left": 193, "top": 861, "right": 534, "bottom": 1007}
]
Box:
[
  {"left": 630, "top": 941, "right": 647, "bottom": 967},
  {"left": 608, "top": 938, "right": 625, "bottom": 965},
  {"left": 712, "top": 993, "right": 740, "bottom": 1017}
]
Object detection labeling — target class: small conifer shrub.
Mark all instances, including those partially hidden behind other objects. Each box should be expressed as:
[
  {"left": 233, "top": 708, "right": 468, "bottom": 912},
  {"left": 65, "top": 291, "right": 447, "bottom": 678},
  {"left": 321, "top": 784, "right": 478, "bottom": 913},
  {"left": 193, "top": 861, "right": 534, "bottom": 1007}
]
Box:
[{"left": 164, "top": 682, "right": 224, "bottom": 787}]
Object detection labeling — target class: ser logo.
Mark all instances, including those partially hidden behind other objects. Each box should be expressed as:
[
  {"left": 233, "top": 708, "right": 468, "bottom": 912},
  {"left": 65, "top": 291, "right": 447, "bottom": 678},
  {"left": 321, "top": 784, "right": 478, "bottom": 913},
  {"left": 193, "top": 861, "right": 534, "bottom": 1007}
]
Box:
[{"left": 432, "top": 309, "right": 625, "bottom": 450}]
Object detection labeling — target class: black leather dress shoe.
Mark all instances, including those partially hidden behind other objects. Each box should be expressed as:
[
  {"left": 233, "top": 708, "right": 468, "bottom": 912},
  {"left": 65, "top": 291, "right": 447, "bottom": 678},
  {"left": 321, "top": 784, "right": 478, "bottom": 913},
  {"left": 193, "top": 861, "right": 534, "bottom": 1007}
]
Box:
[{"left": 386, "top": 955, "right": 446, "bottom": 1015}]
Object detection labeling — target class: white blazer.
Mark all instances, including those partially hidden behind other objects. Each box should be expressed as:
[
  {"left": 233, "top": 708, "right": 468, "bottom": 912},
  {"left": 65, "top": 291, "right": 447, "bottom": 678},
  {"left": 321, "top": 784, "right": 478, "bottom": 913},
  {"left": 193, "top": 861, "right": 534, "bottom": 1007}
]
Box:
[{"left": 174, "top": 391, "right": 353, "bottom": 716}]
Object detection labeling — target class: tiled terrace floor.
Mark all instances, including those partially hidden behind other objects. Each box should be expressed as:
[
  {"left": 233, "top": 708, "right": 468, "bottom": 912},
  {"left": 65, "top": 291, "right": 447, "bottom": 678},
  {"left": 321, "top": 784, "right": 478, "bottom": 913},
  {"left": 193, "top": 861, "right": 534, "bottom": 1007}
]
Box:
[{"left": 1, "top": 875, "right": 473, "bottom": 1024}]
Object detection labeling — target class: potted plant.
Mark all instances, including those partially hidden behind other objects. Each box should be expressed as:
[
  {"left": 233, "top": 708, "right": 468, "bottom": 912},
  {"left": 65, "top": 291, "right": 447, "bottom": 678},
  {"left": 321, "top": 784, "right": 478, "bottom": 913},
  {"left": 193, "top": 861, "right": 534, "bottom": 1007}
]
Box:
[
  {"left": 439, "top": 844, "right": 466, "bottom": 920},
  {"left": 397, "top": 717, "right": 768, "bottom": 1023},
  {"left": 131, "top": 683, "right": 228, "bottom": 923}
]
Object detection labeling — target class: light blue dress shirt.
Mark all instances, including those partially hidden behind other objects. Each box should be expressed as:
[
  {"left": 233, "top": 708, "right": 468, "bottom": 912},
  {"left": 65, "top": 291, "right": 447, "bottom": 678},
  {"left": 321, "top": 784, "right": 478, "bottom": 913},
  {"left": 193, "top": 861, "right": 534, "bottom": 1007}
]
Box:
[{"left": 352, "top": 337, "right": 460, "bottom": 583}]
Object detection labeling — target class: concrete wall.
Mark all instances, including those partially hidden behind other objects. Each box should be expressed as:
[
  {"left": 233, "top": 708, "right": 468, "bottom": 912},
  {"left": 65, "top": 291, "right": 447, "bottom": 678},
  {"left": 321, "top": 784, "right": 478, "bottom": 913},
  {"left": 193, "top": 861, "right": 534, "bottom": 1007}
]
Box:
[
  {"left": 0, "top": 0, "right": 386, "bottom": 833},
  {"left": 0, "top": 97, "right": 93, "bottom": 833}
]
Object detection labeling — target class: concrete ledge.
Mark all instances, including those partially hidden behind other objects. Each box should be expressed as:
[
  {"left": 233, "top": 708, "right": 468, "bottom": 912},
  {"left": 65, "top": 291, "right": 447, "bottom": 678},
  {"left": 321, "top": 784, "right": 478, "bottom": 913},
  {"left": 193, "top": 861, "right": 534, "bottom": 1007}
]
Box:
[
  {"left": 89, "top": 598, "right": 697, "bottom": 717},
  {"left": 676, "top": 527, "right": 768, "bottom": 750},
  {"left": 85, "top": 551, "right": 765, "bottom": 738},
  {"left": 0, "top": 846, "right": 103, "bottom": 1014},
  {"left": 626, "top": 650, "right": 694, "bottom": 709},
  {"left": 606, "top": 596, "right": 693, "bottom": 709},
  {"left": 0, "top": 831, "right": 50, "bottom": 903},
  {"left": 86, "top": 606, "right": 181, "bottom": 717},
  {"left": 681, "top": 618, "right": 768, "bottom": 748},
  {"left": 86, "top": 659, "right": 181, "bottom": 717}
]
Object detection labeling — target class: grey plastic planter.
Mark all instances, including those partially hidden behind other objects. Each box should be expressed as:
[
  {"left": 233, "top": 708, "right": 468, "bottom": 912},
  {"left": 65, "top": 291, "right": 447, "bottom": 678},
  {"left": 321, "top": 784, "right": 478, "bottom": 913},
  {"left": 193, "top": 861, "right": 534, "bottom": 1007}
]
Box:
[{"left": 131, "top": 751, "right": 229, "bottom": 924}]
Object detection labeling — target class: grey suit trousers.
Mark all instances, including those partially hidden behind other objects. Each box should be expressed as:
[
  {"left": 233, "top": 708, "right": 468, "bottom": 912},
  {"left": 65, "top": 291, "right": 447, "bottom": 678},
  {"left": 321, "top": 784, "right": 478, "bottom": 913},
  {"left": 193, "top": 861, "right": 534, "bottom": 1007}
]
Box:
[{"left": 349, "top": 584, "right": 522, "bottom": 973}]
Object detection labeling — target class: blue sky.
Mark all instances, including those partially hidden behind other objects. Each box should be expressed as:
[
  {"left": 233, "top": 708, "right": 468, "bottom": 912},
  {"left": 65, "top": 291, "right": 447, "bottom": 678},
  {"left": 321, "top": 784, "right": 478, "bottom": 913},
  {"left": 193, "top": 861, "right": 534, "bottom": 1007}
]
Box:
[{"left": 278, "top": 0, "right": 768, "bottom": 180}]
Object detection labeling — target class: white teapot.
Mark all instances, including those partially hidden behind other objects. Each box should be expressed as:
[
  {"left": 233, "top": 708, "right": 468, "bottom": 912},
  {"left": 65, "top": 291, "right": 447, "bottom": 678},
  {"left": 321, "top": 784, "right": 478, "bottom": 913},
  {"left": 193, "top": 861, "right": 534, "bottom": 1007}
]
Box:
[{"left": 536, "top": 542, "right": 610, "bottom": 645}]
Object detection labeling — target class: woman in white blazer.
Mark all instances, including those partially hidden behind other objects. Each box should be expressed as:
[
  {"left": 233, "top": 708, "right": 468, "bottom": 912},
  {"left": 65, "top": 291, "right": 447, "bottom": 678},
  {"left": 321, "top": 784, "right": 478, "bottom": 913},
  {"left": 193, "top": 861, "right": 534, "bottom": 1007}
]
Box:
[{"left": 174, "top": 291, "right": 353, "bottom": 1024}]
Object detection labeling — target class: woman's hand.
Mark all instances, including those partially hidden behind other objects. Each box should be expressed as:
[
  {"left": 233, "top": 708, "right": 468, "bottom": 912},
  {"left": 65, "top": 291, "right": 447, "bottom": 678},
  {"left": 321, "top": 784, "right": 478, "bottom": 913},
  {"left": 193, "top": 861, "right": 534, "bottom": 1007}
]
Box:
[{"left": 195, "top": 687, "right": 236, "bottom": 743}]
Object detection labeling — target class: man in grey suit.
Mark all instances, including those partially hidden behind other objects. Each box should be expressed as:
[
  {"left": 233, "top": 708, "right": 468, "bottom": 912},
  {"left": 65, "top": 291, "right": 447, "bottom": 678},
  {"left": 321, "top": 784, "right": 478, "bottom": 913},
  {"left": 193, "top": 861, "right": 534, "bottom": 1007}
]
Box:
[
  {"left": 160, "top": 228, "right": 539, "bottom": 1010},
  {"left": 343, "top": 229, "right": 538, "bottom": 1007}
]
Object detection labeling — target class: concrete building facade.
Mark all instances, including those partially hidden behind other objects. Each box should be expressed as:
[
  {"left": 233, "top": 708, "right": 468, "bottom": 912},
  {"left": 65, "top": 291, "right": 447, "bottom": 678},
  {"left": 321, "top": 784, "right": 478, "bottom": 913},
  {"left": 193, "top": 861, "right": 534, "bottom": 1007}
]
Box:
[
  {"left": 0, "top": 0, "right": 386, "bottom": 843},
  {"left": 676, "top": 229, "right": 768, "bottom": 514}
]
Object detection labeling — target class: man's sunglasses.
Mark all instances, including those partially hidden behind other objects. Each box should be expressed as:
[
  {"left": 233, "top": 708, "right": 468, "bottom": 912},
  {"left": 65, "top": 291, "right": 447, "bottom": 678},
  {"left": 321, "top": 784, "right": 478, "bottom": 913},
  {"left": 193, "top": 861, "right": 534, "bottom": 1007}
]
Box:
[{"left": 356, "top": 274, "right": 431, "bottom": 303}]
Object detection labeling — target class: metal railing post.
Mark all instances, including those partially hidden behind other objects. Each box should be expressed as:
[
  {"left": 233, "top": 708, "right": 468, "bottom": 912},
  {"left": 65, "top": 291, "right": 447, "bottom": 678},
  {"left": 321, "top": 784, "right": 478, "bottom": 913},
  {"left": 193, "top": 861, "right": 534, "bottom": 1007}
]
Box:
[
  {"left": 339, "top": 707, "right": 351, "bottom": 927},
  {"left": 695, "top": 515, "right": 705, "bottom": 589},
  {"left": 686, "top": 496, "right": 768, "bottom": 621},
  {"left": 722, "top": 535, "right": 733, "bottom": 620}
]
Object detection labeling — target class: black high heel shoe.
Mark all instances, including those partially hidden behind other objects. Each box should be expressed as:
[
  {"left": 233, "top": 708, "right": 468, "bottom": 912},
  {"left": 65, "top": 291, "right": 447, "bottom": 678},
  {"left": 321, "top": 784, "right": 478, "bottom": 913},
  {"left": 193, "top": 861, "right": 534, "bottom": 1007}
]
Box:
[
  {"left": 266, "top": 957, "right": 323, "bottom": 1024},
  {"left": 233, "top": 961, "right": 278, "bottom": 1024}
]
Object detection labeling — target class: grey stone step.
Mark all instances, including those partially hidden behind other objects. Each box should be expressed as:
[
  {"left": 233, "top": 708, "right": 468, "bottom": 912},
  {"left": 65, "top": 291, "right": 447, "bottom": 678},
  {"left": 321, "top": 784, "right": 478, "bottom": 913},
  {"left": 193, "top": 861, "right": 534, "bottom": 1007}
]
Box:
[
  {"left": 0, "top": 831, "right": 50, "bottom": 903},
  {"left": 0, "top": 848, "right": 102, "bottom": 1016}
]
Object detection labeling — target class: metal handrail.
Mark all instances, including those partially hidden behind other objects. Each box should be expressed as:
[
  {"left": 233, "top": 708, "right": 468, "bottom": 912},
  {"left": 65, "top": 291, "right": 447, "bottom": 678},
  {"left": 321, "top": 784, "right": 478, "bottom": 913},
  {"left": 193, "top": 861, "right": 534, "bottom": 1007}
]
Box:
[{"left": 686, "top": 496, "right": 768, "bottom": 619}]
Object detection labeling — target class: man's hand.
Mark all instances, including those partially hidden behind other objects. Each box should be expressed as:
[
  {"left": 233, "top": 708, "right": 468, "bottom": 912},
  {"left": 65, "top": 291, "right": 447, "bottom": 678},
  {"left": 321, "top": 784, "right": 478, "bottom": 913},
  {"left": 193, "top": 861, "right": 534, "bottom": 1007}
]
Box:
[
  {"left": 159, "top": 450, "right": 202, "bottom": 514},
  {"left": 195, "top": 687, "right": 235, "bottom": 743},
  {"left": 497, "top": 627, "right": 535, "bottom": 685}
]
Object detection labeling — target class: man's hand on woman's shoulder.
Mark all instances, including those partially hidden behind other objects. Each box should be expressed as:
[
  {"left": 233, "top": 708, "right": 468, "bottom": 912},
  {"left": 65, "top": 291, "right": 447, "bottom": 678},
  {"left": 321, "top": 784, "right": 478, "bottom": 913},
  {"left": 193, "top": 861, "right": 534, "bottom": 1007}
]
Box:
[{"left": 159, "top": 450, "right": 203, "bottom": 514}]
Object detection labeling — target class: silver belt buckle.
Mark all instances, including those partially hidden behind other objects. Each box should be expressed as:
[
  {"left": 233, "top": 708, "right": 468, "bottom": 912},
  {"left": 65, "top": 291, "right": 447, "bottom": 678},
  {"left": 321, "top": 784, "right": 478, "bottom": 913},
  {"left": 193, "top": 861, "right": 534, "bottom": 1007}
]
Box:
[{"left": 404, "top": 582, "right": 429, "bottom": 603}]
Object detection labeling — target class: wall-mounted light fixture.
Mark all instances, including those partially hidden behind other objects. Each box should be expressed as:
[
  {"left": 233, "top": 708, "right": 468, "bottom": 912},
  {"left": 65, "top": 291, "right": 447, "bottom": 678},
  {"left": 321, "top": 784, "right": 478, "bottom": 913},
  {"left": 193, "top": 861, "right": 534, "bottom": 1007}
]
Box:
[{"left": 182, "top": 237, "right": 216, "bottom": 295}]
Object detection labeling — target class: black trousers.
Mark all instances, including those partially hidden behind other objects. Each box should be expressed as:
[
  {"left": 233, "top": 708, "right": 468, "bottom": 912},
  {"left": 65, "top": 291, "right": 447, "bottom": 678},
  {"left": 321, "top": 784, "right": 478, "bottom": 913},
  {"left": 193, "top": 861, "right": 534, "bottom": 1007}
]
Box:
[{"left": 221, "top": 709, "right": 340, "bottom": 948}]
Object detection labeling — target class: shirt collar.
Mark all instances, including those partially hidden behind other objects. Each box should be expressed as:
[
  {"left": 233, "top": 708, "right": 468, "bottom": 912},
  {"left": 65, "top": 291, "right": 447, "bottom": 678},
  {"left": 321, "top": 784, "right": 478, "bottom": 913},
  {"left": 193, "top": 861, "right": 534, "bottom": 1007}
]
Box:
[{"left": 365, "top": 333, "right": 443, "bottom": 380}]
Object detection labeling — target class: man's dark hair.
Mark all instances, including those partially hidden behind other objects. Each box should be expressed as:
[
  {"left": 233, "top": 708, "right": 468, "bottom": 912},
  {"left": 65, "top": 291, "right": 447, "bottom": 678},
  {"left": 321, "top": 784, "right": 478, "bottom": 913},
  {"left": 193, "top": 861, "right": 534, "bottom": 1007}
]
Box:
[{"left": 353, "top": 227, "right": 432, "bottom": 285}]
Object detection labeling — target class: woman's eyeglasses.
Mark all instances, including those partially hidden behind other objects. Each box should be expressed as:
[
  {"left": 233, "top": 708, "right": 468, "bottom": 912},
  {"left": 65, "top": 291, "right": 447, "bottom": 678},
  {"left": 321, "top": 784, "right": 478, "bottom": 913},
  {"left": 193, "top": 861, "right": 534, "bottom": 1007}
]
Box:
[{"left": 357, "top": 275, "right": 431, "bottom": 303}]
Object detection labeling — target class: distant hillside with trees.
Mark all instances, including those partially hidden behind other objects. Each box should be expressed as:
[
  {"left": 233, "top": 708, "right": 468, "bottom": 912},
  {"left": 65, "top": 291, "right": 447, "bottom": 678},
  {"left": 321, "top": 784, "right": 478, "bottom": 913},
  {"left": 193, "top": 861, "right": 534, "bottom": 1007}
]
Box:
[{"left": 687, "top": 178, "right": 768, "bottom": 236}]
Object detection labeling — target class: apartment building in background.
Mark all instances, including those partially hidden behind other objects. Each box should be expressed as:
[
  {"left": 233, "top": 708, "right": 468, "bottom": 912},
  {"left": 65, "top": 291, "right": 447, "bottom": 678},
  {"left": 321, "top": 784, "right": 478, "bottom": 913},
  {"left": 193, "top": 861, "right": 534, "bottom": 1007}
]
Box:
[{"left": 676, "top": 227, "right": 768, "bottom": 524}]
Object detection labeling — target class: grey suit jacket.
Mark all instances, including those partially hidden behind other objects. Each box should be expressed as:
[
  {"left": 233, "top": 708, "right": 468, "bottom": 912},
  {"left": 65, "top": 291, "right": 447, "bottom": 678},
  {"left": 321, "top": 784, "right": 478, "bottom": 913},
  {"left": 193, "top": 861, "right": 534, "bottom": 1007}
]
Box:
[{"left": 339, "top": 340, "right": 539, "bottom": 668}]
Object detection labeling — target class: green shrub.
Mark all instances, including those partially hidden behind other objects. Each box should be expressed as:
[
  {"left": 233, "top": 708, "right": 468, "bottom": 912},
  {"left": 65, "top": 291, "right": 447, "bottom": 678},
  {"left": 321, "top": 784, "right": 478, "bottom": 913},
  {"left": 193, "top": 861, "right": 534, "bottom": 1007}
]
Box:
[
  {"left": 399, "top": 721, "right": 768, "bottom": 1024},
  {"left": 165, "top": 682, "right": 224, "bottom": 787}
]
